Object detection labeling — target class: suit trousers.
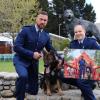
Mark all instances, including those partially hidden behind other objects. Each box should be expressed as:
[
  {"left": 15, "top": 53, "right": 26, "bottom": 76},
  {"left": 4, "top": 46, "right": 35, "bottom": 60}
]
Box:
[
  {"left": 59, "top": 75, "right": 96, "bottom": 100},
  {"left": 14, "top": 62, "right": 39, "bottom": 100}
]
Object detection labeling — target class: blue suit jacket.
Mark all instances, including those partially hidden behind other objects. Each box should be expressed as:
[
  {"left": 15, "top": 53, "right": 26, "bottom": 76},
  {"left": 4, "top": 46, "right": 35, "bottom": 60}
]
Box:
[
  {"left": 13, "top": 25, "right": 53, "bottom": 67},
  {"left": 70, "top": 37, "right": 100, "bottom": 50}
]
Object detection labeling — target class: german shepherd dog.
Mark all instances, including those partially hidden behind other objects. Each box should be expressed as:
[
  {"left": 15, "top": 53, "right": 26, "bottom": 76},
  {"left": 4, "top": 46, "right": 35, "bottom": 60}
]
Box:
[{"left": 40, "top": 49, "right": 64, "bottom": 96}]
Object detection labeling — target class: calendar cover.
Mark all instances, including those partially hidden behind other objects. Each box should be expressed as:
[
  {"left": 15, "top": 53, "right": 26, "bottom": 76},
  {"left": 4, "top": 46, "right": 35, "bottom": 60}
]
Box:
[{"left": 64, "top": 49, "right": 100, "bottom": 80}]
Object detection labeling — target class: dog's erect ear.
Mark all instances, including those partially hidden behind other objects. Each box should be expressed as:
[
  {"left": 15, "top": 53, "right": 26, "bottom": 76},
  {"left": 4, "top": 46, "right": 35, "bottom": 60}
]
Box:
[{"left": 43, "top": 48, "right": 49, "bottom": 55}]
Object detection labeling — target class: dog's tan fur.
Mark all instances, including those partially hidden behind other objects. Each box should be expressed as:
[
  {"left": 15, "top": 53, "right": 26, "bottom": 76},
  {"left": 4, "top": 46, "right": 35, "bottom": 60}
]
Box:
[{"left": 41, "top": 49, "right": 63, "bottom": 96}]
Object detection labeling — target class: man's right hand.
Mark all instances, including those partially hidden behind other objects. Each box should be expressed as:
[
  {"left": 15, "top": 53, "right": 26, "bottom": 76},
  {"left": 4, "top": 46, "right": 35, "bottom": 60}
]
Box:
[{"left": 33, "top": 52, "right": 42, "bottom": 60}]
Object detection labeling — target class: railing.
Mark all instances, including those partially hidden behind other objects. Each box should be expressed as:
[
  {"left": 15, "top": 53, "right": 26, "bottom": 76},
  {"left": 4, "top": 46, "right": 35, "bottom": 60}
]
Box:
[{"left": 0, "top": 53, "right": 14, "bottom": 61}]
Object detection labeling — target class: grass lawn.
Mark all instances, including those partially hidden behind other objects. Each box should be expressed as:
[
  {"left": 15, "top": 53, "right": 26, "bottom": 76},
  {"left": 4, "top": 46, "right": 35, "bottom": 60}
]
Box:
[
  {"left": 0, "top": 61, "right": 15, "bottom": 72},
  {"left": 0, "top": 58, "right": 44, "bottom": 73}
]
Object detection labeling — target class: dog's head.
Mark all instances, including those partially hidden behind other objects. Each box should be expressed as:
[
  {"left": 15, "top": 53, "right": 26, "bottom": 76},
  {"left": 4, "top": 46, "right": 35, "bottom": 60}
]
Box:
[
  {"left": 43, "top": 49, "right": 59, "bottom": 69},
  {"left": 63, "top": 9, "right": 74, "bottom": 22}
]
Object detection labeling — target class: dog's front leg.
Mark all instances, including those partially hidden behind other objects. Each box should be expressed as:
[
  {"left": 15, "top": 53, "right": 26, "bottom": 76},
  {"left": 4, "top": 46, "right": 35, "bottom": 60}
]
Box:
[
  {"left": 57, "top": 79, "right": 63, "bottom": 95},
  {"left": 45, "top": 79, "right": 52, "bottom": 96}
]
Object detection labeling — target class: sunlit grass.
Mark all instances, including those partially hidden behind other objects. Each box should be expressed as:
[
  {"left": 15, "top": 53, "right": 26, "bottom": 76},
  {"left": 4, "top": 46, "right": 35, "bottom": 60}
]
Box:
[{"left": 0, "top": 59, "right": 44, "bottom": 73}]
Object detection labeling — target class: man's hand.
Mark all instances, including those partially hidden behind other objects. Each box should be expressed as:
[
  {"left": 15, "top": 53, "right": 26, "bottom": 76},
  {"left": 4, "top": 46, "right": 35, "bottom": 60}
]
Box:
[{"left": 33, "top": 52, "right": 42, "bottom": 60}]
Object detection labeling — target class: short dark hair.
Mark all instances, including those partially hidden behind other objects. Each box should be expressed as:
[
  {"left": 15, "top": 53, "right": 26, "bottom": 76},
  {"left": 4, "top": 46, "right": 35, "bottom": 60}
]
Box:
[
  {"left": 74, "top": 23, "right": 86, "bottom": 30},
  {"left": 37, "top": 10, "right": 48, "bottom": 16}
]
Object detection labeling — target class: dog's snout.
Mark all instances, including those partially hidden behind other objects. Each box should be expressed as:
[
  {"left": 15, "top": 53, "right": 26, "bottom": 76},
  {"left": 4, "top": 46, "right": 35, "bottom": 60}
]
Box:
[{"left": 68, "top": 15, "right": 71, "bottom": 18}]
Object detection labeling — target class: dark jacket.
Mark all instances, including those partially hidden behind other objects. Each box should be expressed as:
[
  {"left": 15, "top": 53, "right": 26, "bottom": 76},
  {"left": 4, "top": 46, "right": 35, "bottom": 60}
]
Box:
[
  {"left": 13, "top": 25, "right": 53, "bottom": 67},
  {"left": 70, "top": 37, "right": 100, "bottom": 50}
]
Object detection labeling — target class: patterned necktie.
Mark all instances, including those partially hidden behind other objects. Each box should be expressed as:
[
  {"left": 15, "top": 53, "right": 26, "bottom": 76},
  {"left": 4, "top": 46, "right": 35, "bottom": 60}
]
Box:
[
  {"left": 35, "top": 30, "right": 41, "bottom": 51},
  {"left": 37, "top": 29, "right": 41, "bottom": 39},
  {"left": 79, "top": 42, "right": 83, "bottom": 48},
  {"left": 37, "top": 29, "right": 41, "bottom": 37}
]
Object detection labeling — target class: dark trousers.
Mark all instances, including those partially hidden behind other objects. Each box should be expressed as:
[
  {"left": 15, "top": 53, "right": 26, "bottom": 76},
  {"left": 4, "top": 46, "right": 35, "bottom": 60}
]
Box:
[
  {"left": 59, "top": 75, "right": 96, "bottom": 100},
  {"left": 79, "top": 67, "right": 85, "bottom": 79},
  {"left": 14, "top": 63, "right": 39, "bottom": 100}
]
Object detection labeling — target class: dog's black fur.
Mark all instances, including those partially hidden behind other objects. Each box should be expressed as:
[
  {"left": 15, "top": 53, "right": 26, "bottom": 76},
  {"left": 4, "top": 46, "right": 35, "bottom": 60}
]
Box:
[{"left": 40, "top": 50, "right": 63, "bottom": 96}]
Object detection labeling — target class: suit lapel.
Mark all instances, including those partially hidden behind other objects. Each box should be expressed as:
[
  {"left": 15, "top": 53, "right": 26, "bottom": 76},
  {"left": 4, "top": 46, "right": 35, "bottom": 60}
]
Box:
[{"left": 30, "top": 25, "right": 37, "bottom": 33}]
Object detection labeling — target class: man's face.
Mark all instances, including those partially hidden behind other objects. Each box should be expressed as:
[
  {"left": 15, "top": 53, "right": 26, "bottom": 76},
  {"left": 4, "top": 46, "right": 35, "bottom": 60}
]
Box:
[
  {"left": 74, "top": 25, "right": 86, "bottom": 40},
  {"left": 36, "top": 14, "right": 48, "bottom": 29}
]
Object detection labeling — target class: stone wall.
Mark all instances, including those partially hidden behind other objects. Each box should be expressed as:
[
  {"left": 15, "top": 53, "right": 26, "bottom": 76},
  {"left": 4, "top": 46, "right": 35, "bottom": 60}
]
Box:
[
  {"left": 0, "top": 72, "right": 100, "bottom": 100},
  {"left": 0, "top": 72, "right": 76, "bottom": 98},
  {"left": 0, "top": 72, "right": 18, "bottom": 99}
]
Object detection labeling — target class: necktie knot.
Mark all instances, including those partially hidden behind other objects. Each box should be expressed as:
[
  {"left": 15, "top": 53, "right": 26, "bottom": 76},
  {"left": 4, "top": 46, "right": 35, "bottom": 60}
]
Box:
[
  {"left": 80, "top": 42, "right": 83, "bottom": 45},
  {"left": 38, "top": 29, "right": 41, "bottom": 33}
]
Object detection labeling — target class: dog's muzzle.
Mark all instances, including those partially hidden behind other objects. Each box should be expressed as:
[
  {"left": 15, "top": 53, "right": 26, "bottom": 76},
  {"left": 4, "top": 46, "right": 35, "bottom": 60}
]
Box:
[{"left": 44, "top": 64, "right": 49, "bottom": 68}]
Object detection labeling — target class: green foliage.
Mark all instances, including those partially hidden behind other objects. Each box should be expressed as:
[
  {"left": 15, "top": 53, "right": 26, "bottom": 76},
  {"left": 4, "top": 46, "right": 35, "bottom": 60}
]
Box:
[
  {"left": 0, "top": 61, "right": 15, "bottom": 72},
  {"left": 42, "top": 0, "right": 96, "bottom": 36},
  {"left": 0, "top": 0, "right": 39, "bottom": 40},
  {"left": 0, "top": 59, "right": 44, "bottom": 73},
  {"left": 95, "top": 50, "right": 100, "bottom": 66},
  {"left": 83, "top": 4, "right": 96, "bottom": 22},
  {"left": 52, "top": 38, "right": 70, "bottom": 51},
  {"left": 39, "top": 58, "right": 44, "bottom": 73},
  {"left": 38, "top": 0, "right": 49, "bottom": 11}
]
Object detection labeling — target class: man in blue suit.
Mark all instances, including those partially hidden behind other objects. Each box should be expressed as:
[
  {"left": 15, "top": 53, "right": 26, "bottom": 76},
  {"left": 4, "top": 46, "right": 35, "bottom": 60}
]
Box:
[
  {"left": 70, "top": 24, "right": 100, "bottom": 49},
  {"left": 13, "top": 11, "right": 57, "bottom": 100},
  {"left": 78, "top": 56, "right": 86, "bottom": 79},
  {"left": 61, "top": 24, "right": 100, "bottom": 100}
]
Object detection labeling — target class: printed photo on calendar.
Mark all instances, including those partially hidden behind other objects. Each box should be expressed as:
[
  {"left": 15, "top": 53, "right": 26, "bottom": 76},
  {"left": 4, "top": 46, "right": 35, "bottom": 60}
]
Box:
[{"left": 64, "top": 49, "right": 100, "bottom": 80}]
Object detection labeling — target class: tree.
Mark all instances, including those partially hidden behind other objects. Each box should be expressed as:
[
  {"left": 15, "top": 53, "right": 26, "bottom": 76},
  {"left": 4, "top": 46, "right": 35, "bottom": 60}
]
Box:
[
  {"left": 45, "top": 0, "right": 96, "bottom": 36},
  {"left": 83, "top": 4, "right": 96, "bottom": 22},
  {"left": 38, "top": 0, "right": 49, "bottom": 11},
  {"left": 0, "top": 0, "right": 39, "bottom": 43}
]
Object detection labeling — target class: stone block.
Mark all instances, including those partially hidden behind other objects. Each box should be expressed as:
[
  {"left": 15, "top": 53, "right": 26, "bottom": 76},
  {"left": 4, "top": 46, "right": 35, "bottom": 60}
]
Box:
[
  {"left": 3, "top": 86, "right": 10, "bottom": 90},
  {"left": 3, "top": 80, "right": 10, "bottom": 86},
  {"left": 10, "top": 86, "right": 15, "bottom": 92},
  {"left": 0, "top": 79, "right": 3, "bottom": 85},
  {"left": 0, "top": 86, "right": 3, "bottom": 91},
  {"left": 10, "top": 80, "right": 15, "bottom": 86},
  {"left": 1, "top": 90, "right": 13, "bottom": 97}
]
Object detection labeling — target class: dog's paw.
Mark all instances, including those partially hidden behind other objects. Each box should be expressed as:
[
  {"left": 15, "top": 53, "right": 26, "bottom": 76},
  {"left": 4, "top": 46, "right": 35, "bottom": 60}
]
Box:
[
  {"left": 57, "top": 91, "right": 64, "bottom": 96},
  {"left": 47, "top": 91, "right": 52, "bottom": 96},
  {"left": 43, "top": 90, "right": 46, "bottom": 94}
]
